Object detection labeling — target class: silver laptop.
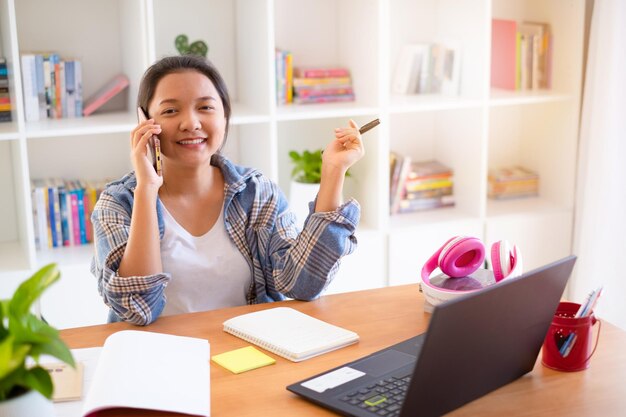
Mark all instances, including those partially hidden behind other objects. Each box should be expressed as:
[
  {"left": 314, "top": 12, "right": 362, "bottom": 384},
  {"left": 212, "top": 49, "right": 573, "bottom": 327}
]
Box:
[{"left": 287, "top": 256, "right": 576, "bottom": 417}]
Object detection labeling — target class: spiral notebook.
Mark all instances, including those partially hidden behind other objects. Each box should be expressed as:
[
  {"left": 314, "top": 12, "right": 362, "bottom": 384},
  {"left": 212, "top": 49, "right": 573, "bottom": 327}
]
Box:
[{"left": 223, "top": 307, "right": 359, "bottom": 362}]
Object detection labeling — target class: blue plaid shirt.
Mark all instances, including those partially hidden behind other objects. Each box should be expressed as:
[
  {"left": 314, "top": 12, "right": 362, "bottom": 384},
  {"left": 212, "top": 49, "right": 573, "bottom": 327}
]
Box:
[{"left": 91, "top": 154, "right": 360, "bottom": 325}]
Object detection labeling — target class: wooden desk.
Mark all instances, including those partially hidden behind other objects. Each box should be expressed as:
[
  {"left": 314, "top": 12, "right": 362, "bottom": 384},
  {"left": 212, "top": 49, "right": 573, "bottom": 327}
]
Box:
[{"left": 61, "top": 284, "right": 626, "bottom": 416}]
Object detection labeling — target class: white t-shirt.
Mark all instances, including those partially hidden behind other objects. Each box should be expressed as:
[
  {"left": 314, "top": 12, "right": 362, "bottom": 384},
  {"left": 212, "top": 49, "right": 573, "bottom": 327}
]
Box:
[{"left": 160, "top": 204, "right": 252, "bottom": 316}]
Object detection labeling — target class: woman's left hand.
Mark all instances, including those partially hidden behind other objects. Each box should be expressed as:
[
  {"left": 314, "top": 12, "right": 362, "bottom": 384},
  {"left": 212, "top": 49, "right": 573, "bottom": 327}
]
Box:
[{"left": 322, "top": 119, "right": 366, "bottom": 174}]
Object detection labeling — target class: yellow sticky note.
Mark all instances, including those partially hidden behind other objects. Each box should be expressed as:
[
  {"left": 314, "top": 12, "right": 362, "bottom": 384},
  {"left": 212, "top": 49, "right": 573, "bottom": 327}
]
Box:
[{"left": 212, "top": 346, "right": 276, "bottom": 374}]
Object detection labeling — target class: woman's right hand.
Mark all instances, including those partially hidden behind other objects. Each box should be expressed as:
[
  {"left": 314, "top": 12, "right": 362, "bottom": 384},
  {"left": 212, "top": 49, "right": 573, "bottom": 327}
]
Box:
[{"left": 130, "top": 118, "right": 163, "bottom": 191}]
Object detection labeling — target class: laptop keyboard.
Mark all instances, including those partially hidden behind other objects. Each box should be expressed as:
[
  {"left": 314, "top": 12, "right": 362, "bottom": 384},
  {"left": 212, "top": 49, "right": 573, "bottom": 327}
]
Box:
[{"left": 339, "top": 374, "right": 412, "bottom": 416}]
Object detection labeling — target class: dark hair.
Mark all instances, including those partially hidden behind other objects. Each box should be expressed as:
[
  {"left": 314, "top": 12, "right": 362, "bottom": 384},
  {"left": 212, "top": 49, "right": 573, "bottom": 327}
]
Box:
[{"left": 137, "top": 55, "right": 231, "bottom": 146}]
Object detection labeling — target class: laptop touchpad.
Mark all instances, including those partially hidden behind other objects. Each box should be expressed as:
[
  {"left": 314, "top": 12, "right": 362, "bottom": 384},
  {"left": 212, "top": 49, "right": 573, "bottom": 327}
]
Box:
[{"left": 352, "top": 350, "right": 416, "bottom": 377}]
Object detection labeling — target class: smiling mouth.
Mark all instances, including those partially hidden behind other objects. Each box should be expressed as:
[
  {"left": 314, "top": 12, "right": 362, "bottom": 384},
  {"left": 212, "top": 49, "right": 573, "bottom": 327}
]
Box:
[{"left": 177, "top": 138, "right": 206, "bottom": 145}]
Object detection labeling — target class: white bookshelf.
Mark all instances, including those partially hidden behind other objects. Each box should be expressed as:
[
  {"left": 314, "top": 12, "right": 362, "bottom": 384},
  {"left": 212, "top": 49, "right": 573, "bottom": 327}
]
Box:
[{"left": 0, "top": 0, "right": 585, "bottom": 328}]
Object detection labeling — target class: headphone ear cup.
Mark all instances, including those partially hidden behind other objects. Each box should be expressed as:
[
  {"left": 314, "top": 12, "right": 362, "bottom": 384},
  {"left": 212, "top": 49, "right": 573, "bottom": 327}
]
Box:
[{"left": 439, "top": 237, "right": 485, "bottom": 278}]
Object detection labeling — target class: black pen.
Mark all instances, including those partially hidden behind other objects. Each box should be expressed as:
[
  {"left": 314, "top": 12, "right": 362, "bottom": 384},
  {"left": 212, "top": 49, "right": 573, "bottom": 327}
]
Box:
[{"left": 359, "top": 118, "right": 380, "bottom": 135}]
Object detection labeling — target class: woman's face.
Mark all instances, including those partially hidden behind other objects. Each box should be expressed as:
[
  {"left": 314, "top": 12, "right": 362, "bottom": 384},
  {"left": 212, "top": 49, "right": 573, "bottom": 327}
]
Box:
[{"left": 148, "top": 70, "right": 226, "bottom": 168}]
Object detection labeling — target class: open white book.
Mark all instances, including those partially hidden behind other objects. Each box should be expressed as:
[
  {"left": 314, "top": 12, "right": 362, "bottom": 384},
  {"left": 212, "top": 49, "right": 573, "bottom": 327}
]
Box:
[
  {"left": 223, "top": 307, "right": 359, "bottom": 362},
  {"left": 55, "top": 330, "right": 210, "bottom": 417}
]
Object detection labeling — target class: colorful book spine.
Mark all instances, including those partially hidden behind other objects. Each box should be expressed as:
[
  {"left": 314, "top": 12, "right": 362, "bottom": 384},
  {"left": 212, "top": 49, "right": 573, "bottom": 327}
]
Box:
[
  {"left": 20, "top": 54, "right": 39, "bottom": 122},
  {"left": 64, "top": 60, "right": 76, "bottom": 118},
  {"left": 293, "top": 76, "right": 352, "bottom": 87},
  {"left": 76, "top": 186, "right": 87, "bottom": 244},
  {"left": 294, "top": 67, "right": 350, "bottom": 78},
  {"left": 70, "top": 191, "right": 81, "bottom": 245},
  {"left": 82, "top": 74, "right": 129, "bottom": 116},
  {"left": 74, "top": 60, "right": 83, "bottom": 117},
  {"left": 57, "top": 185, "right": 70, "bottom": 246},
  {"left": 295, "top": 87, "right": 354, "bottom": 98},
  {"left": 34, "top": 54, "right": 47, "bottom": 120},
  {"left": 84, "top": 184, "right": 97, "bottom": 242},
  {"left": 293, "top": 94, "right": 355, "bottom": 105},
  {"left": 65, "top": 191, "right": 75, "bottom": 246},
  {"left": 285, "top": 52, "right": 293, "bottom": 104},
  {"left": 46, "top": 185, "right": 58, "bottom": 247},
  {"left": 54, "top": 59, "right": 63, "bottom": 118},
  {"left": 491, "top": 19, "right": 517, "bottom": 90}
]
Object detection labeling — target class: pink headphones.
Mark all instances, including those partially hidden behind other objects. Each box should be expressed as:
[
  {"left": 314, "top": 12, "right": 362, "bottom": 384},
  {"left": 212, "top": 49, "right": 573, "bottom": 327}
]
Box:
[{"left": 421, "top": 236, "right": 523, "bottom": 298}]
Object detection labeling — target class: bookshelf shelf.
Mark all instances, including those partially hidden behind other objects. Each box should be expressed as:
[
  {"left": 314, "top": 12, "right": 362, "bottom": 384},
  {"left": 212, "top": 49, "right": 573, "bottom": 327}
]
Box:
[
  {"left": 486, "top": 197, "right": 569, "bottom": 218},
  {"left": 389, "top": 95, "right": 484, "bottom": 114},
  {"left": 230, "top": 103, "right": 271, "bottom": 126},
  {"left": 489, "top": 89, "right": 575, "bottom": 107},
  {"left": 0, "top": 0, "right": 584, "bottom": 329},
  {"left": 0, "top": 131, "right": 18, "bottom": 141},
  {"left": 389, "top": 208, "right": 480, "bottom": 231},
  {"left": 36, "top": 244, "right": 95, "bottom": 269},
  {"left": 24, "top": 112, "right": 137, "bottom": 139},
  {"left": 275, "top": 102, "right": 380, "bottom": 121}
]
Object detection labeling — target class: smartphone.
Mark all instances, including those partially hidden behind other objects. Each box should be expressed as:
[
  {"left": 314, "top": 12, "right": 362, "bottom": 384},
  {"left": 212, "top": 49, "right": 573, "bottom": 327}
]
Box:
[
  {"left": 359, "top": 118, "right": 380, "bottom": 135},
  {"left": 137, "top": 107, "right": 162, "bottom": 176}
]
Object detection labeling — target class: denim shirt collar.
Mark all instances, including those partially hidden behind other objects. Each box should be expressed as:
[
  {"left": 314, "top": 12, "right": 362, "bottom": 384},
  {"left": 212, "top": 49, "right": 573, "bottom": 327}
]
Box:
[{"left": 107, "top": 154, "right": 260, "bottom": 238}]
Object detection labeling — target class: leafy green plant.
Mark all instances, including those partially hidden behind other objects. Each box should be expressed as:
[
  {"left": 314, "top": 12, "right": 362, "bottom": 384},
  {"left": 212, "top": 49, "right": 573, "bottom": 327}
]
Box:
[
  {"left": 289, "top": 149, "right": 323, "bottom": 184},
  {"left": 0, "top": 263, "right": 74, "bottom": 401},
  {"left": 175, "top": 34, "right": 209, "bottom": 57},
  {"left": 289, "top": 149, "right": 351, "bottom": 184}
]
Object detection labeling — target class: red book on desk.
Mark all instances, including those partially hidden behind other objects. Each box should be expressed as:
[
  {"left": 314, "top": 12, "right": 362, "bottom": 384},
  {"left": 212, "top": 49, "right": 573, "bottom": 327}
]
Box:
[
  {"left": 82, "top": 74, "right": 129, "bottom": 116},
  {"left": 491, "top": 19, "right": 517, "bottom": 90}
]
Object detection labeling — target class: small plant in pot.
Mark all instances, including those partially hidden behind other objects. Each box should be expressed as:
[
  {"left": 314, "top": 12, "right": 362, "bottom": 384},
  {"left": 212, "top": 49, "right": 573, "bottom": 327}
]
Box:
[
  {"left": 288, "top": 149, "right": 350, "bottom": 228},
  {"left": 0, "top": 263, "right": 74, "bottom": 417}
]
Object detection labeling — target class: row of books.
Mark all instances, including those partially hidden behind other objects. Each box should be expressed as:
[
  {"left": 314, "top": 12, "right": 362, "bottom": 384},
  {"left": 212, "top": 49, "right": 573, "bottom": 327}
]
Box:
[
  {"left": 488, "top": 166, "right": 539, "bottom": 199},
  {"left": 390, "top": 154, "right": 455, "bottom": 214},
  {"left": 21, "top": 53, "right": 84, "bottom": 121},
  {"left": 31, "top": 179, "right": 108, "bottom": 250},
  {"left": 275, "top": 49, "right": 355, "bottom": 105},
  {"left": 0, "top": 58, "right": 11, "bottom": 122},
  {"left": 491, "top": 19, "right": 553, "bottom": 91},
  {"left": 392, "top": 42, "right": 461, "bottom": 96}
]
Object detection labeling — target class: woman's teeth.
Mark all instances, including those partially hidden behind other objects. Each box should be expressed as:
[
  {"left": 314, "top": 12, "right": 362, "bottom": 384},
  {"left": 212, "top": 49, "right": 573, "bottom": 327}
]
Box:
[{"left": 178, "top": 139, "right": 205, "bottom": 145}]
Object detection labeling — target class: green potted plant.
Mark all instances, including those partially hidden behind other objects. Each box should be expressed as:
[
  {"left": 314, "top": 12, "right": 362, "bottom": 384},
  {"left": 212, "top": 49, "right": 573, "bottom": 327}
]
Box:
[
  {"left": 0, "top": 263, "right": 74, "bottom": 417},
  {"left": 288, "top": 149, "right": 350, "bottom": 228},
  {"left": 289, "top": 149, "right": 323, "bottom": 184}
]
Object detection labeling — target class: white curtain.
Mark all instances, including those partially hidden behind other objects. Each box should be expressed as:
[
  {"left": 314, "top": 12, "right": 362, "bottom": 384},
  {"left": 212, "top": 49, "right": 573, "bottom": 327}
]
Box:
[{"left": 572, "top": 0, "right": 626, "bottom": 330}]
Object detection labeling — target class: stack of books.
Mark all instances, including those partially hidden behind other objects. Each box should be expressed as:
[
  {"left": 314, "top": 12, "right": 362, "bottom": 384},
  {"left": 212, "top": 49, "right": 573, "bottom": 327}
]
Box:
[
  {"left": 0, "top": 58, "right": 10, "bottom": 122},
  {"left": 390, "top": 155, "right": 455, "bottom": 214},
  {"left": 20, "top": 53, "right": 83, "bottom": 121},
  {"left": 292, "top": 67, "right": 354, "bottom": 104},
  {"left": 30, "top": 178, "right": 108, "bottom": 250},
  {"left": 488, "top": 166, "right": 539, "bottom": 199},
  {"left": 491, "top": 19, "right": 552, "bottom": 90}
]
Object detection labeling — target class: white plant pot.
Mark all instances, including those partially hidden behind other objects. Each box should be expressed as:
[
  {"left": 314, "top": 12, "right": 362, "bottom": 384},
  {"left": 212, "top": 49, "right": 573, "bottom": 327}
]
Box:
[
  {"left": 289, "top": 181, "right": 320, "bottom": 229},
  {"left": 0, "top": 389, "right": 55, "bottom": 417}
]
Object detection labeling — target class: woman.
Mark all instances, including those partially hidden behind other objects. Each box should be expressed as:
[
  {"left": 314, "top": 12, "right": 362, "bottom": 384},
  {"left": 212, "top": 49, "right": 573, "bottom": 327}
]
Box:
[{"left": 91, "top": 55, "right": 364, "bottom": 325}]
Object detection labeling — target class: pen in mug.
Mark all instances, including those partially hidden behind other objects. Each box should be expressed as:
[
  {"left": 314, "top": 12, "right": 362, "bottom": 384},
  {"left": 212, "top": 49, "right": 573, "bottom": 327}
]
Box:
[
  {"left": 560, "top": 287, "right": 603, "bottom": 357},
  {"left": 359, "top": 118, "right": 380, "bottom": 135},
  {"left": 561, "top": 333, "right": 578, "bottom": 358},
  {"left": 559, "top": 288, "right": 595, "bottom": 356},
  {"left": 579, "top": 287, "right": 602, "bottom": 318}
]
